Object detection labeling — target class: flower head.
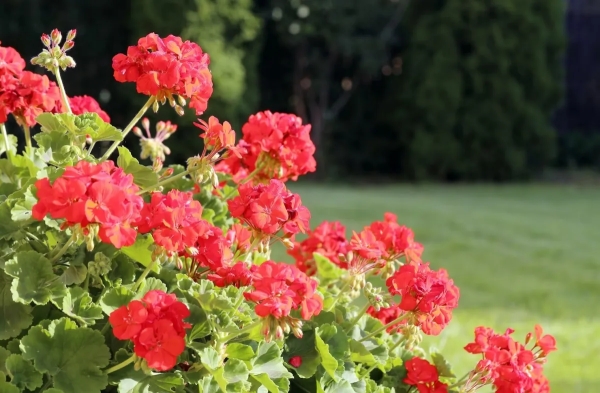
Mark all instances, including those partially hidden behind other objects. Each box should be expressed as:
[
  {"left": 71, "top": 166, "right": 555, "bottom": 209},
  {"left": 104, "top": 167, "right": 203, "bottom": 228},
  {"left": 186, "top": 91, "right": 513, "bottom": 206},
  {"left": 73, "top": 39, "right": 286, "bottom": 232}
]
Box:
[
  {"left": 404, "top": 357, "right": 448, "bottom": 393},
  {"left": 0, "top": 43, "right": 26, "bottom": 76},
  {"left": 109, "top": 290, "right": 190, "bottom": 372},
  {"left": 112, "top": 33, "right": 213, "bottom": 115},
  {"left": 0, "top": 71, "right": 60, "bottom": 126},
  {"left": 288, "top": 220, "right": 348, "bottom": 275}
]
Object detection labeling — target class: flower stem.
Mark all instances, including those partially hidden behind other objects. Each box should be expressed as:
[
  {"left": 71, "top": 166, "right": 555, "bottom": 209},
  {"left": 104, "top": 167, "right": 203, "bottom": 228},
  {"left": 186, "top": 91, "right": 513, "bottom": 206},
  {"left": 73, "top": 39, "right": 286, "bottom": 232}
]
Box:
[
  {"left": 345, "top": 302, "right": 371, "bottom": 332},
  {"left": 1, "top": 123, "right": 14, "bottom": 162},
  {"left": 239, "top": 166, "right": 262, "bottom": 185},
  {"left": 105, "top": 354, "right": 136, "bottom": 374},
  {"left": 53, "top": 67, "right": 71, "bottom": 114},
  {"left": 132, "top": 260, "right": 156, "bottom": 291},
  {"left": 101, "top": 96, "right": 156, "bottom": 161},
  {"left": 358, "top": 313, "right": 410, "bottom": 342},
  {"left": 49, "top": 234, "right": 76, "bottom": 264},
  {"left": 23, "top": 125, "right": 32, "bottom": 158},
  {"left": 325, "top": 280, "right": 352, "bottom": 312},
  {"left": 137, "top": 169, "right": 189, "bottom": 195}
]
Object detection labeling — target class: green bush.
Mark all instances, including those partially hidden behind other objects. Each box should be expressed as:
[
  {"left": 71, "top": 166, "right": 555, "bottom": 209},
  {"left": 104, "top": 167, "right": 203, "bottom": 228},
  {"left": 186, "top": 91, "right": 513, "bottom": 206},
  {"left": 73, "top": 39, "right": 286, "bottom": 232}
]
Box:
[{"left": 376, "top": 0, "right": 566, "bottom": 181}]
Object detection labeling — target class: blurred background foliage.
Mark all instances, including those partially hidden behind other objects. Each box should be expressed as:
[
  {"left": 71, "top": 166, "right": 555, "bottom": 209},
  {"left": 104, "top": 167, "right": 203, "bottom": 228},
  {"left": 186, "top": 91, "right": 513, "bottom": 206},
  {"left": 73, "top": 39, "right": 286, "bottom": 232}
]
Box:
[{"left": 1, "top": 0, "right": 598, "bottom": 181}]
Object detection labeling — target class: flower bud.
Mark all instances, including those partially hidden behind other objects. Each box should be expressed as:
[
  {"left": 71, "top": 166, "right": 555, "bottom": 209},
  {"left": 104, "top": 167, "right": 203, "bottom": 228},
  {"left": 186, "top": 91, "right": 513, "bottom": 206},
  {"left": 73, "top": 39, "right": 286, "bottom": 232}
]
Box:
[
  {"left": 161, "top": 168, "right": 174, "bottom": 178},
  {"left": 51, "top": 29, "right": 62, "bottom": 45},
  {"left": 289, "top": 356, "right": 302, "bottom": 368},
  {"left": 174, "top": 105, "right": 185, "bottom": 116},
  {"left": 525, "top": 332, "right": 532, "bottom": 346},
  {"left": 168, "top": 96, "right": 176, "bottom": 107},
  {"left": 41, "top": 34, "right": 51, "bottom": 47},
  {"left": 132, "top": 126, "right": 143, "bottom": 137},
  {"left": 141, "top": 117, "right": 150, "bottom": 131},
  {"left": 177, "top": 95, "right": 186, "bottom": 107},
  {"left": 152, "top": 100, "right": 160, "bottom": 113},
  {"left": 85, "top": 134, "right": 93, "bottom": 145},
  {"left": 63, "top": 40, "right": 75, "bottom": 52},
  {"left": 66, "top": 29, "right": 77, "bottom": 42}
]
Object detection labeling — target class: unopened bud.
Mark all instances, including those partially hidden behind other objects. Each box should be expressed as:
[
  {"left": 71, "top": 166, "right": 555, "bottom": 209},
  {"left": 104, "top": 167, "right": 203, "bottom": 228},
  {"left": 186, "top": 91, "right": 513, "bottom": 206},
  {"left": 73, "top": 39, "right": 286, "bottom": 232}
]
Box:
[
  {"left": 153, "top": 159, "right": 165, "bottom": 173},
  {"left": 168, "top": 96, "right": 176, "bottom": 107},
  {"left": 50, "top": 29, "right": 62, "bottom": 45},
  {"left": 85, "top": 134, "right": 93, "bottom": 145},
  {"left": 525, "top": 332, "right": 532, "bottom": 346},
  {"left": 41, "top": 34, "right": 51, "bottom": 47},
  {"left": 63, "top": 40, "right": 74, "bottom": 52},
  {"left": 161, "top": 168, "right": 174, "bottom": 178},
  {"left": 132, "top": 126, "right": 143, "bottom": 137},
  {"left": 289, "top": 356, "right": 303, "bottom": 368},
  {"left": 66, "top": 29, "right": 77, "bottom": 42},
  {"left": 282, "top": 238, "right": 294, "bottom": 250},
  {"left": 275, "top": 325, "right": 284, "bottom": 340},
  {"left": 141, "top": 117, "right": 150, "bottom": 131},
  {"left": 174, "top": 105, "right": 185, "bottom": 116},
  {"left": 152, "top": 100, "right": 160, "bottom": 113},
  {"left": 160, "top": 96, "right": 167, "bottom": 105}
]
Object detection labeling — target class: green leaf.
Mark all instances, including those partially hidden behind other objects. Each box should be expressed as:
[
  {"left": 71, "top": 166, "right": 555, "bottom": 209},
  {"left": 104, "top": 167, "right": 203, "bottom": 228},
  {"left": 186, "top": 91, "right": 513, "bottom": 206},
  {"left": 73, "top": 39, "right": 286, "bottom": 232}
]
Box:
[
  {"left": 5, "top": 353, "right": 43, "bottom": 391},
  {"left": 120, "top": 235, "right": 158, "bottom": 272},
  {"left": 60, "top": 264, "right": 88, "bottom": 286},
  {"left": 56, "top": 287, "right": 103, "bottom": 326},
  {"left": 315, "top": 325, "right": 343, "bottom": 380},
  {"left": 198, "top": 347, "right": 221, "bottom": 370},
  {"left": 0, "top": 372, "right": 19, "bottom": 393},
  {"left": 284, "top": 330, "right": 321, "bottom": 378},
  {"left": 431, "top": 352, "right": 456, "bottom": 378},
  {"left": 10, "top": 185, "right": 36, "bottom": 222},
  {"left": 134, "top": 278, "right": 167, "bottom": 300},
  {"left": 20, "top": 317, "right": 111, "bottom": 393},
  {"left": 88, "top": 115, "right": 123, "bottom": 143},
  {"left": 349, "top": 340, "right": 376, "bottom": 364},
  {"left": 118, "top": 372, "right": 185, "bottom": 393},
  {"left": 251, "top": 342, "right": 293, "bottom": 379},
  {"left": 226, "top": 343, "right": 255, "bottom": 361},
  {"left": 99, "top": 286, "right": 135, "bottom": 315},
  {"left": 314, "top": 253, "right": 344, "bottom": 282},
  {"left": 0, "top": 199, "right": 23, "bottom": 239},
  {"left": 4, "top": 251, "right": 67, "bottom": 305},
  {"left": 45, "top": 389, "right": 65, "bottom": 393},
  {"left": 0, "top": 346, "right": 9, "bottom": 374},
  {"left": 0, "top": 134, "right": 17, "bottom": 158},
  {"left": 33, "top": 131, "right": 74, "bottom": 164},
  {"left": 0, "top": 272, "right": 32, "bottom": 340},
  {"left": 117, "top": 147, "right": 158, "bottom": 188}
]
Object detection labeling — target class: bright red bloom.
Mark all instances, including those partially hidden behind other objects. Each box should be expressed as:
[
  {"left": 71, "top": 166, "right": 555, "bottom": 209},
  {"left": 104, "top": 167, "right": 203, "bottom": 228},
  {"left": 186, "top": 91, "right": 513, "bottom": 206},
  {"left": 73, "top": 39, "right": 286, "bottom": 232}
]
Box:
[
  {"left": 244, "top": 261, "right": 323, "bottom": 320},
  {"left": 184, "top": 220, "right": 231, "bottom": 273},
  {"left": 0, "top": 43, "right": 26, "bottom": 76},
  {"left": 195, "top": 116, "right": 241, "bottom": 157},
  {"left": 112, "top": 33, "right": 213, "bottom": 114},
  {"left": 534, "top": 324, "right": 557, "bottom": 356},
  {"left": 367, "top": 213, "right": 423, "bottom": 262},
  {"left": 386, "top": 261, "right": 459, "bottom": 335},
  {"left": 464, "top": 325, "right": 555, "bottom": 393},
  {"left": 207, "top": 262, "right": 256, "bottom": 288},
  {"left": 288, "top": 221, "right": 348, "bottom": 275},
  {"left": 135, "top": 190, "right": 204, "bottom": 255},
  {"left": 108, "top": 300, "right": 148, "bottom": 340},
  {"left": 216, "top": 111, "right": 316, "bottom": 183},
  {"left": 228, "top": 179, "right": 310, "bottom": 237},
  {"left": 404, "top": 357, "right": 448, "bottom": 393},
  {"left": 56, "top": 95, "right": 111, "bottom": 122},
  {"left": 289, "top": 356, "right": 303, "bottom": 368},
  {"left": 109, "top": 290, "right": 190, "bottom": 372},
  {"left": 32, "top": 160, "right": 143, "bottom": 248},
  {"left": 0, "top": 71, "right": 60, "bottom": 126},
  {"left": 225, "top": 223, "right": 252, "bottom": 254}
]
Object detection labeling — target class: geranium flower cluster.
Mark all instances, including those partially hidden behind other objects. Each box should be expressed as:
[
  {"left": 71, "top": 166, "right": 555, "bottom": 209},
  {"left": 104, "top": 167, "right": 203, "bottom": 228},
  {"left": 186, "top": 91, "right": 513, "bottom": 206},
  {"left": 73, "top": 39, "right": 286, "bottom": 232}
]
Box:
[
  {"left": 227, "top": 179, "right": 310, "bottom": 238},
  {"left": 109, "top": 290, "right": 191, "bottom": 371},
  {"left": 288, "top": 220, "right": 349, "bottom": 275},
  {"left": 385, "top": 260, "right": 460, "bottom": 335},
  {"left": 112, "top": 33, "right": 213, "bottom": 115},
  {"left": 404, "top": 357, "right": 449, "bottom": 393},
  {"left": 216, "top": 111, "right": 316, "bottom": 183},
  {"left": 463, "top": 325, "right": 556, "bottom": 393},
  {"left": 0, "top": 43, "right": 60, "bottom": 126},
  {"left": 244, "top": 260, "right": 323, "bottom": 321},
  {"left": 32, "top": 160, "right": 144, "bottom": 248}
]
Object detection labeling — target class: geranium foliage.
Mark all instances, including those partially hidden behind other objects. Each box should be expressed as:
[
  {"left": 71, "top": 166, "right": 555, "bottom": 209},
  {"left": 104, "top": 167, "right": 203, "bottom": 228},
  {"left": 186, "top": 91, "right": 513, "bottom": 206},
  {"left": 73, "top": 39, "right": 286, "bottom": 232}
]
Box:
[{"left": 0, "top": 29, "right": 557, "bottom": 393}]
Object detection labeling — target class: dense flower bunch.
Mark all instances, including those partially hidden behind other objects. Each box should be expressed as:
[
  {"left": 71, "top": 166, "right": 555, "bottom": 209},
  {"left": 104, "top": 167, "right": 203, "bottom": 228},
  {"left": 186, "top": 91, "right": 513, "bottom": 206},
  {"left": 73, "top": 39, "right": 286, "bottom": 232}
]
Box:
[
  {"left": 228, "top": 179, "right": 310, "bottom": 238},
  {"left": 463, "top": 325, "right": 556, "bottom": 393},
  {"left": 288, "top": 220, "right": 349, "bottom": 275},
  {"left": 216, "top": 111, "right": 316, "bottom": 183},
  {"left": 0, "top": 30, "right": 558, "bottom": 393},
  {"left": 245, "top": 260, "right": 323, "bottom": 320},
  {"left": 112, "top": 33, "right": 213, "bottom": 115},
  {"left": 109, "top": 290, "right": 191, "bottom": 371},
  {"left": 32, "top": 160, "right": 144, "bottom": 248},
  {"left": 386, "top": 260, "right": 460, "bottom": 335},
  {"left": 404, "top": 357, "right": 449, "bottom": 393}
]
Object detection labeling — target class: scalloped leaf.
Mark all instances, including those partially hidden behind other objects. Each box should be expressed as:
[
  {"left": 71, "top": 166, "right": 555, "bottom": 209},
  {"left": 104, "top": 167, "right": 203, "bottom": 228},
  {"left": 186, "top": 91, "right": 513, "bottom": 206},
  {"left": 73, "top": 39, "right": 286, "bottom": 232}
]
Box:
[{"left": 0, "top": 272, "right": 32, "bottom": 340}]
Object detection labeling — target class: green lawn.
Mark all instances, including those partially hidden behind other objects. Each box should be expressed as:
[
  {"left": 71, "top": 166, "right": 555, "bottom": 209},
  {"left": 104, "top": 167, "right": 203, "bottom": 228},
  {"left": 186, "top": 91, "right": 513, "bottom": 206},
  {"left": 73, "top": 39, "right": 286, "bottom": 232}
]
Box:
[{"left": 273, "top": 183, "right": 600, "bottom": 393}]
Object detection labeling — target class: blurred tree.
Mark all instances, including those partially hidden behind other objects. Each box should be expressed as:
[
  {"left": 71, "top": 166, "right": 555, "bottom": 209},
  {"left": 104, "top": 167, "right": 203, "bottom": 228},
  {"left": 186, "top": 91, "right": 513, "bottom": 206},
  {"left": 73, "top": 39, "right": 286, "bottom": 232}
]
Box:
[
  {"left": 266, "top": 0, "right": 410, "bottom": 174},
  {"left": 376, "top": 0, "right": 566, "bottom": 180}
]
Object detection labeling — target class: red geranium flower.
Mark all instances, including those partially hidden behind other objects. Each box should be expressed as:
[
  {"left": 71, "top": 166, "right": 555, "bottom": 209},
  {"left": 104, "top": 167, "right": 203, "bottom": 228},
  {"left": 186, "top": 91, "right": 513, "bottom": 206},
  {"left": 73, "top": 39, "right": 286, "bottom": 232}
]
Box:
[
  {"left": 0, "top": 43, "right": 26, "bottom": 77},
  {"left": 112, "top": 33, "right": 213, "bottom": 115},
  {"left": 54, "top": 95, "right": 111, "bottom": 122},
  {"left": 108, "top": 300, "right": 148, "bottom": 340},
  {"left": 404, "top": 357, "right": 448, "bottom": 393},
  {"left": 288, "top": 220, "right": 348, "bottom": 275}
]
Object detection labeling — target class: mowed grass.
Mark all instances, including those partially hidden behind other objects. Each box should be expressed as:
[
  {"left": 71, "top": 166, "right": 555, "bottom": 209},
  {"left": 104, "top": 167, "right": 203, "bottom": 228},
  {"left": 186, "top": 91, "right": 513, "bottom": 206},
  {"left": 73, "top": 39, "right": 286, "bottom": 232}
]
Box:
[{"left": 272, "top": 183, "right": 600, "bottom": 393}]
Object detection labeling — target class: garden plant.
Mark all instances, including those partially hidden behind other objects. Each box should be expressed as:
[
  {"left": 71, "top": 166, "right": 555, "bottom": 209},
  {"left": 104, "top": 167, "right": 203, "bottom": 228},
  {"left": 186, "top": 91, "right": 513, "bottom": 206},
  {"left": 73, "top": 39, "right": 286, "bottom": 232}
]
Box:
[{"left": 0, "top": 29, "right": 557, "bottom": 393}]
